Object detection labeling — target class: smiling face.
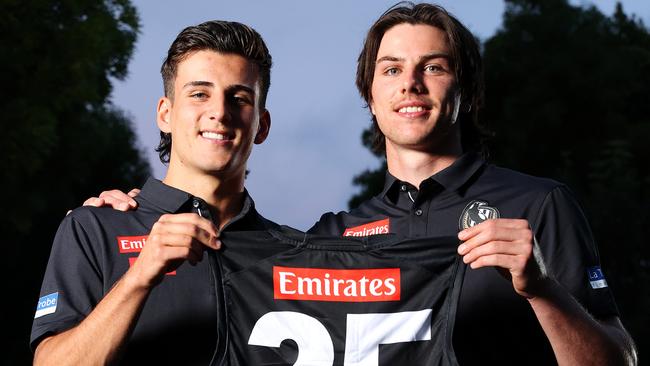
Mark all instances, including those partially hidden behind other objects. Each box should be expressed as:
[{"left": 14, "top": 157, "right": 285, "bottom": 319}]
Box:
[
  {"left": 370, "top": 23, "right": 460, "bottom": 155},
  {"left": 157, "top": 50, "right": 270, "bottom": 182}
]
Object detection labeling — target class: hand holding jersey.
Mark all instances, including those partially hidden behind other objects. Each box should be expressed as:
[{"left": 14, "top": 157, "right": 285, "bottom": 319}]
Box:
[
  {"left": 126, "top": 213, "right": 220, "bottom": 289},
  {"left": 457, "top": 218, "right": 548, "bottom": 299}
]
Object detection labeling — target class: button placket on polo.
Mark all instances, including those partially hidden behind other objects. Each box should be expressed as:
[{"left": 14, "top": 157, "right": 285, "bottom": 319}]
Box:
[
  {"left": 409, "top": 200, "right": 429, "bottom": 237},
  {"left": 192, "top": 197, "right": 213, "bottom": 222},
  {"left": 406, "top": 188, "right": 428, "bottom": 237}
]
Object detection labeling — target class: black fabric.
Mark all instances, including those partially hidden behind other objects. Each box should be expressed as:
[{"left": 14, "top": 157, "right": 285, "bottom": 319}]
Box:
[
  {"left": 309, "top": 152, "right": 619, "bottom": 366},
  {"left": 30, "top": 178, "right": 277, "bottom": 365},
  {"left": 217, "top": 230, "right": 464, "bottom": 366}
]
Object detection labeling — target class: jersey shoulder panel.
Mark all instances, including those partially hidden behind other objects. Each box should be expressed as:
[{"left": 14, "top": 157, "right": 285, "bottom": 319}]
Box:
[
  {"left": 479, "top": 164, "right": 564, "bottom": 196},
  {"left": 309, "top": 197, "right": 389, "bottom": 235}
]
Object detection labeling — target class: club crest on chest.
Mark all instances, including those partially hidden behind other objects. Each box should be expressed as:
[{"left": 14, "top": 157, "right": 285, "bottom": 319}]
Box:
[{"left": 459, "top": 200, "right": 500, "bottom": 230}]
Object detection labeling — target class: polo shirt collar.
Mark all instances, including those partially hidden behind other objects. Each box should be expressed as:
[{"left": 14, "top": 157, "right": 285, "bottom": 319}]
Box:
[
  {"left": 137, "top": 178, "right": 258, "bottom": 222},
  {"left": 220, "top": 191, "right": 259, "bottom": 231},
  {"left": 432, "top": 152, "right": 485, "bottom": 192},
  {"left": 380, "top": 152, "right": 486, "bottom": 199},
  {"left": 138, "top": 177, "right": 192, "bottom": 213}
]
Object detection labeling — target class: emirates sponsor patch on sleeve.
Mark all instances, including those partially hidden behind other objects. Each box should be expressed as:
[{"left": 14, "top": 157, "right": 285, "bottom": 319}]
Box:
[{"left": 342, "top": 218, "right": 390, "bottom": 237}]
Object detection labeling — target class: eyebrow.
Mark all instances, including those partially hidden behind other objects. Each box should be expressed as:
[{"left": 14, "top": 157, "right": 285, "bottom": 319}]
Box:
[
  {"left": 375, "top": 51, "right": 450, "bottom": 65},
  {"left": 182, "top": 81, "right": 256, "bottom": 96},
  {"left": 182, "top": 80, "right": 213, "bottom": 89},
  {"left": 225, "top": 84, "right": 256, "bottom": 96}
]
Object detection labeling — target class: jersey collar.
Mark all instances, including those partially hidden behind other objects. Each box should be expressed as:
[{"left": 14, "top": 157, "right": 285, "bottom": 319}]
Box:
[
  {"left": 138, "top": 177, "right": 192, "bottom": 213},
  {"left": 137, "top": 178, "right": 264, "bottom": 230},
  {"left": 380, "top": 152, "right": 486, "bottom": 201}
]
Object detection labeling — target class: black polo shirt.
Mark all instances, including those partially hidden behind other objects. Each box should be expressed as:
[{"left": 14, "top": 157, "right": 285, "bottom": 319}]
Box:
[
  {"left": 31, "top": 178, "right": 278, "bottom": 365},
  {"left": 309, "top": 152, "right": 619, "bottom": 366}
]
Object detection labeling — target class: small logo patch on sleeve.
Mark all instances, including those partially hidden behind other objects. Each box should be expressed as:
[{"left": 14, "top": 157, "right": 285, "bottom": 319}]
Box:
[
  {"left": 34, "top": 292, "right": 59, "bottom": 319},
  {"left": 587, "top": 266, "right": 608, "bottom": 289}
]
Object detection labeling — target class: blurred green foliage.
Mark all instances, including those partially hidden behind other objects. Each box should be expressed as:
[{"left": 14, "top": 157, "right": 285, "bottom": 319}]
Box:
[{"left": 1, "top": 0, "right": 150, "bottom": 363}]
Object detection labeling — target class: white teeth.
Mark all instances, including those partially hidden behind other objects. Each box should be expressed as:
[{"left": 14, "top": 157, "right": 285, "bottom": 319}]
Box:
[
  {"left": 201, "top": 131, "right": 227, "bottom": 140},
  {"left": 398, "top": 106, "right": 425, "bottom": 113}
]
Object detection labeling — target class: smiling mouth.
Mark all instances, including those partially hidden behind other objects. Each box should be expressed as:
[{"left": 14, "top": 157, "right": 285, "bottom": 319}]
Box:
[
  {"left": 201, "top": 131, "right": 233, "bottom": 141},
  {"left": 398, "top": 106, "right": 426, "bottom": 113}
]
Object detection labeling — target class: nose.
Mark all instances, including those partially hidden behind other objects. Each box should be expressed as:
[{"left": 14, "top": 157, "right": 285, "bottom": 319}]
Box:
[
  {"left": 401, "top": 69, "right": 426, "bottom": 94},
  {"left": 207, "top": 95, "right": 231, "bottom": 123}
]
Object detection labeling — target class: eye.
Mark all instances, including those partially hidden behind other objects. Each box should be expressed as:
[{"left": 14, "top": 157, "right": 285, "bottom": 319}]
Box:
[
  {"left": 384, "top": 67, "right": 400, "bottom": 76},
  {"left": 424, "top": 64, "right": 444, "bottom": 73},
  {"left": 231, "top": 94, "right": 252, "bottom": 106},
  {"left": 190, "top": 91, "right": 208, "bottom": 99}
]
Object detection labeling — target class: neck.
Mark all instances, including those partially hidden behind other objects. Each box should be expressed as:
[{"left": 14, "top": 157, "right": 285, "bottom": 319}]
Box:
[
  {"left": 385, "top": 134, "right": 462, "bottom": 188},
  {"left": 163, "top": 164, "right": 246, "bottom": 230}
]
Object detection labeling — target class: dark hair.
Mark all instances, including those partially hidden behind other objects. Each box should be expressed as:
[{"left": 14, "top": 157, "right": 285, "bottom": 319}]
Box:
[
  {"left": 156, "top": 20, "right": 273, "bottom": 163},
  {"left": 357, "top": 2, "right": 487, "bottom": 155}
]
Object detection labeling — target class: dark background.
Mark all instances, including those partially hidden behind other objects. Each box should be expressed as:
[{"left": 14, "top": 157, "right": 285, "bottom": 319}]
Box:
[{"left": 2, "top": 0, "right": 649, "bottom": 364}]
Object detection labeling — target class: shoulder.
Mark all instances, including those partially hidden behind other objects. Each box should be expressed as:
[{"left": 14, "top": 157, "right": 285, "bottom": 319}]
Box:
[
  {"left": 64, "top": 205, "right": 138, "bottom": 228},
  {"left": 308, "top": 198, "right": 384, "bottom": 235},
  {"left": 474, "top": 164, "right": 574, "bottom": 208},
  {"left": 481, "top": 164, "right": 564, "bottom": 195},
  {"left": 257, "top": 213, "right": 282, "bottom": 231},
  {"left": 59, "top": 204, "right": 155, "bottom": 247},
  {"left": 461, "top": 164, "right": 587, "bottom": 228},
  {"left": 309, "top": 210, "right": 347, "bottom": 234}
]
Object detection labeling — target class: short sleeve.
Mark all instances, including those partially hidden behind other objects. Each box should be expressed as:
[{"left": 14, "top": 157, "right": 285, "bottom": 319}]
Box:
[
  {"left": 30, "top": 211, "right": 104, "bottom": 351},
  {"left": 533, "top": 186, "right": 619, "bottom": 318}
]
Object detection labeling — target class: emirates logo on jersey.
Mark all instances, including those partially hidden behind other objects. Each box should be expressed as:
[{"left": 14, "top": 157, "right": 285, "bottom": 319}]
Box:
[
  {"left": 273, "top": 266, "right": 400, "bottom": 302},
  {"left": 117, "top": 235, "right": 148, "bottom": 253},
  {"left": 342, "top": 218, "right": 390, "bottom": 237}
]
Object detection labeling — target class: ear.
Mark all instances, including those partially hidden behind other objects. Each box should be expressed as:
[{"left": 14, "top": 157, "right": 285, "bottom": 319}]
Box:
[
  {"left": 462, "top": 99, "right": 472, "bottom": 113},
  {"left": 254, "top": 109, "right": 271, "bottom": 144},
  {"left": 450, "top": 92, "right": 461, "bottom": 125},
  {"left": 156, "top": 97, "right": 172, "bottom": 133},
  {"left": 369, "top": 100, "right": 376, "bottom": 116}
]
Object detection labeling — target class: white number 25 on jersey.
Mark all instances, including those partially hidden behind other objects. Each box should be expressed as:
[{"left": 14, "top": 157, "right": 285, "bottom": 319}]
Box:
[{"left": 248, "top": 309, "right": 432, "bottom": 366}]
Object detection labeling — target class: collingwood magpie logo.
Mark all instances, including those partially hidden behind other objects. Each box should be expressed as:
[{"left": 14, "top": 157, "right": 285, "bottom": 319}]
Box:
[{"left": 459, "top": 200, "right": 500, "bottom": 229}]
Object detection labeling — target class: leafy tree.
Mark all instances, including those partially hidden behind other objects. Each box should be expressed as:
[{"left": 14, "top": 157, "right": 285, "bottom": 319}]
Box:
[
  {"left": 0, "top": 0, "right": 149, "bottom": 363},
  {"left": 350, "top": 0, "right": 650, "bottom": 358},
  {"left": 484, "top": 0, "right": 650, "bottom": 357}
]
